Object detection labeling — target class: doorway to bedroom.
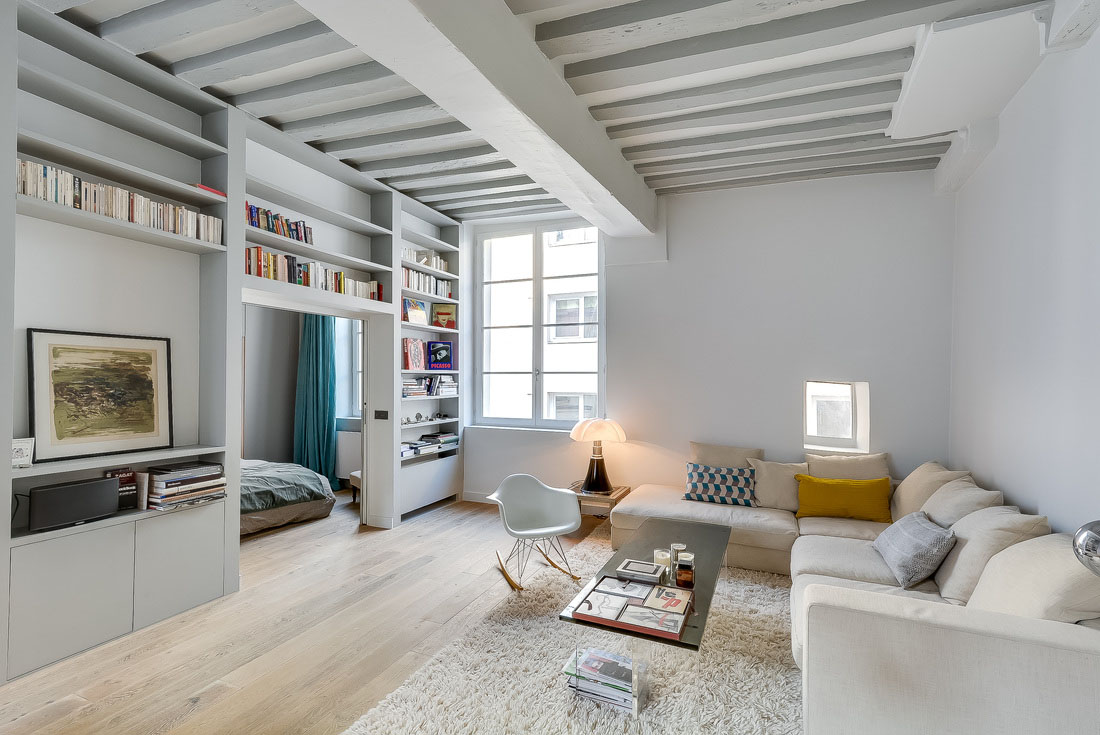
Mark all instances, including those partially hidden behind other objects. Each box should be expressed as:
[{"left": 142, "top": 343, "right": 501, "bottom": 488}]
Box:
[{"left": 240, "top": 305, "right": 362, "bottom": 537}]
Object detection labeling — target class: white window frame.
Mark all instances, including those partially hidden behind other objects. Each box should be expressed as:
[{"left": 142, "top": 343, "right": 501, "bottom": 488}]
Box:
[
  {"left": 474, "top": 217, "right": 606, "bottom": 430},
  {"left": 547, "top": 291, "right": 598, "bottom": 344},
  {"left": 803, "top": 380, "right": 870, "bottom": 453}
]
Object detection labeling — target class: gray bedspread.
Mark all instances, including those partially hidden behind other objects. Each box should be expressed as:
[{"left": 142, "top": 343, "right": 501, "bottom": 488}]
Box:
[{"left": 240, "top": 460, "right": 336, "bottom": 514}]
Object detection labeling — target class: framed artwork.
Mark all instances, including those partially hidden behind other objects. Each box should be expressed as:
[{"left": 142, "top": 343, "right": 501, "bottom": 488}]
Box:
[
  {"left": 28, "top": 329, "right": 173, "bottom": 462},
  {"left": 430, "top": 303, "right": 456, "bottom": 329},
  {"left": 402, "top": 297, "right": 429, "bottom": 326}
]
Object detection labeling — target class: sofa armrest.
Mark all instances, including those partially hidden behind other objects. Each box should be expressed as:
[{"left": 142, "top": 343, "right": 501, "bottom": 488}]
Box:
[{"left": 802, "top": 583, "right": 1100, "bottom": 735}]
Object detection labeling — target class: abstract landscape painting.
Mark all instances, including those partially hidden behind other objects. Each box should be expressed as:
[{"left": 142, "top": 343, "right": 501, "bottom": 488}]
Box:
[{"left": 29, "top": 330, "right": 173, "bottom": 461}]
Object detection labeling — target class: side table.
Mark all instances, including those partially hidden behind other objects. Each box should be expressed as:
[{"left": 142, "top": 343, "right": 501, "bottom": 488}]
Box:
[{"left": 569, "top": 482, "right": 631, "bottom": 518}]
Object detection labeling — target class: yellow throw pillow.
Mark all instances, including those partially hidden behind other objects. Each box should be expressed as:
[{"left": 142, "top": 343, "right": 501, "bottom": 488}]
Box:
[{"left": 794, "top": 474, "right": 893, "bottom": 523}]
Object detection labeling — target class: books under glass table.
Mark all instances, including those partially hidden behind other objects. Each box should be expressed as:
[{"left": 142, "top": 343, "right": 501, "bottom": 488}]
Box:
[{"left": 558, "top": 518, "right": 729, "bottom": 715}]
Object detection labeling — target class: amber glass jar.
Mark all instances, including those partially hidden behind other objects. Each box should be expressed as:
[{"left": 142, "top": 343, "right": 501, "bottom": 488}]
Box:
[{"left": 675, "top": 552, "right": 695, "bottom": 589}]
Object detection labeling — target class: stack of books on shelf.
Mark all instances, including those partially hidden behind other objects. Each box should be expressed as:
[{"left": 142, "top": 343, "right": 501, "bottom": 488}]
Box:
[
  {"left": 401, "top": 266, "right": 452, "bottom": 298},
  {"left": 404, "top": 432, "right": 459, "bottom": 456},
  {"left": 401, "top": 247, "right": 449, "bottom": 272},
  {"left": 245, "top": 202, "right": 313, "bottom": 244},
  {"left": 146, "top": 461, "right": 226, "bottom": 510},
  {"left": 561, "top": 648, "right": 637, "bottom": 712},
  {"left": 17, "top": 159, "right": 224, "bottom": 245},
  {"left": 245, "top": 245, "right": 381, "bottom": 300},
  {"left": 402, "top": 374, "right": 457, "bottom": 398}
]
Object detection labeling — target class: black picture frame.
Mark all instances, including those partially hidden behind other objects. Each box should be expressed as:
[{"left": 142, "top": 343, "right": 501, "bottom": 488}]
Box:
[{"left": 28, "top": 328, "right": 174, "bottom": 463}]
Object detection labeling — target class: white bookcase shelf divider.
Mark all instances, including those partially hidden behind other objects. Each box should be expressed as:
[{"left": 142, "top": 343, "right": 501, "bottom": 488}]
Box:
[
  {"left": 400, "top": 259, "right": 457, "bottom": 281},
  {"left": 401, "top": 288, "right": 457, "bottom": 305},
  {"left": 401, "top": 321, "right": 459, "bottom": 335},
  {"left": 17, "top": 130, "right": 226, "bottom": 206},
  {"left": 242, "top": 274, "right": 392, "bottom": 318},
  {"left": 402, "top": 227, "right": 458, "bottom": 252},
  {"left": 245, "top": 176, "right": 391, "bottom": 237},
  {"left": 11, "top": 444, "right": 227, "bottom": 480},
  {"left": 16, "top": 194, "right": 226, "bottom": 255},
  {"left": 245, "top": 225, "right": 391, "bottom": 274}
]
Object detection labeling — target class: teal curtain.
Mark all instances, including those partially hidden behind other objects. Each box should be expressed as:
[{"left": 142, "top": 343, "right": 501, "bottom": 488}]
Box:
[{"left": 294, "top": 314, "right": 338, "bottom": 486}]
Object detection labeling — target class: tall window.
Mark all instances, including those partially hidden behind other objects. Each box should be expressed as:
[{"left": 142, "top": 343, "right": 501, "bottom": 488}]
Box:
[
  {"left": 335, "top": 317, "right": 362, "bottom": 418},
  {"left": 476, "top": 221, "right": 603, "bottom": 428}
]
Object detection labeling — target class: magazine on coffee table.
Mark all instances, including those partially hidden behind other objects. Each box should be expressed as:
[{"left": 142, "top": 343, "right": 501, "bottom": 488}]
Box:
[{"left": 572, "top": 576, "right": 693, "bottom": 640}]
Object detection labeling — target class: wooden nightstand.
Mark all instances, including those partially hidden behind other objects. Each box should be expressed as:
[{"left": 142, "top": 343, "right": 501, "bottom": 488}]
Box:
[{"left": 568, "top": 482, "right": 631, "bottom": 518}]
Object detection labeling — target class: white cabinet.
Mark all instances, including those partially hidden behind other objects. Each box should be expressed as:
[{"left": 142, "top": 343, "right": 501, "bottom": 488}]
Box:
[
  {"left": 8, "top": 523, "right": 135, "bottom": 679},
  {"left": 134, "top": 502, "right": 225, "bottom": 629}
]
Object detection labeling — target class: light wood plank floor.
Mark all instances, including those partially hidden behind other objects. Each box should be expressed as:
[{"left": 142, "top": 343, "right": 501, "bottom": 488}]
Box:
[{"left": 0, "top": 494, "right": 600, "bottom": 735}]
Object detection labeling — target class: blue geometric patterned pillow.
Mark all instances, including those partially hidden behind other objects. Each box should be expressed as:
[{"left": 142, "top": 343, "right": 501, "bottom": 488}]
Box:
[{"left": 683, "top": 463, "right": 756, "bottom": 506}]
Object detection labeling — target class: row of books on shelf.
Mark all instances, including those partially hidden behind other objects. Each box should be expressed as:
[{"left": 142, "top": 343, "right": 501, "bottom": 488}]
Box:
[
  {"left": 245, "top": 246, "right": 382, "bottom": 300},
  {"left": 402, "top": 338, "right": 453, "bottom": 370},
  {"left": 402, "top": 298, "right": 456, "bottom": 329},
  {"left": 402, "top": 374, "right": 458, "bottom": 398},
  {"left": 561, "top": 648, "right": 638, "bottom": 713},
  {"left": 245, "top": 202, "right": 313, "bottom": 244},
  {"left": 105, "top": 460, "right": 226, "bottom": 512},
  {"left": 16, "top": 159, "right": 224, "bottom": 245},
  {"left": 401, "top": 247, "right": 450, "bottom": 273},
  {"left": 401, "top": 267, "right": 452, "bottom": 299},
  {"left": 400, "top": 432, "right": 459, "bottom": 458}
]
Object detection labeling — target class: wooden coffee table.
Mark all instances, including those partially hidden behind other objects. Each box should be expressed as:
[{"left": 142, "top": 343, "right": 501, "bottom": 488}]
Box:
[{"left": 559, "top": 517, "right": 730, "bottom": 650}]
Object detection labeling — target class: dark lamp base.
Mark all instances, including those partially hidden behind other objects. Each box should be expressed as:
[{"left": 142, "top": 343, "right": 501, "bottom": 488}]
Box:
[{"left": 579, "top": 455, "right": 614, "bottom": 495}]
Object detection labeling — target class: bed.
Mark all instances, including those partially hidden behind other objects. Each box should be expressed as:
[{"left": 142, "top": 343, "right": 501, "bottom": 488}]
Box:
[{"left": 240, "top": 459, "right": 337, "bottom": 535}]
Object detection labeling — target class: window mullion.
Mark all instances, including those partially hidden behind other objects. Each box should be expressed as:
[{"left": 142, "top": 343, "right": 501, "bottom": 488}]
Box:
[{"left": 532, "top": 225, "right": 544, "bottom": 426}]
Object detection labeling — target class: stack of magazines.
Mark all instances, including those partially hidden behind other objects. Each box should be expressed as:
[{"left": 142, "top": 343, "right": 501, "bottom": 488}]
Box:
[
  {"left": 146, "top": 461, "right": 226, "bottom": 510},
  {"left": 561, "top": 648, "right": 637, "bottom": 713}
]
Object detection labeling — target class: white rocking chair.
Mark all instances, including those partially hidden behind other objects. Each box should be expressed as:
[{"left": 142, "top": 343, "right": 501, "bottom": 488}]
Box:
[{"left": 487, "top": 474, "right": 582, "bottom": 590}]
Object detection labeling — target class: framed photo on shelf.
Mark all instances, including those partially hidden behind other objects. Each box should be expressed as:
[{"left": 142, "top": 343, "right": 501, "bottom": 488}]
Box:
[
  {"left": 428, "top": 341, "right": 453, "bottom": 370},
  {"left": 28, "top": 329, "right": 174, "bottom": 462},
  {"left": 431, "top": 303, "right": 456, "bottom": 329},
  {"left": 11, "top": 438, "right": 34, "bottom": 468},
  {"left": 402, "top": 297, "right": 429, "bottom": 326}
]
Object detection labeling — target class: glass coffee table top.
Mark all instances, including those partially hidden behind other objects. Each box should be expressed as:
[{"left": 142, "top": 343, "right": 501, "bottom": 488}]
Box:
[{"left": 559, "top": 518, "right": 730, "bottom": 650}]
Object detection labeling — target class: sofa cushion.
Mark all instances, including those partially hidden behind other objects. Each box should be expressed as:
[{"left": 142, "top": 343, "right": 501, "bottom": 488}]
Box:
[
  {"left": 790, "top": 573, "right": 943, "bottom": 666},
  {"left": 790, "top": 536, "right": 898, "bottom": 586},
  {"left": 968, "top": 533, "right": 1100, "bottom": 623},
  {"left": 690, "top": 442, "right": 764, "bottom": 468},
  {"left": 746, "top": 458, "right": 805, "bottom": 512},
  {"left": 611, "top": 484, "right": 797, "bottom": 551},
  {"left": 683, "top": 463, "right": 755, "bottom": 506},
  {"left": 797, "top": 517, "right": 889, "bottom": 540},
  {"left": 892, "top": 462, "right": 971, "bottom": 520},
  {"left": 935, "top": 506, "right": 1051, "bottom": 605},
  {"left": 873, "top": 511, "right": 957, "bottom": 589},
  {"left": 805, "top": 452, "right": 890, "bottom": 480},
  {"left": 921, "top": 477, "right": 1003, "bottom": 528},
  {"left": 795, "top": 475, "right": 893, "bottom": 523}
]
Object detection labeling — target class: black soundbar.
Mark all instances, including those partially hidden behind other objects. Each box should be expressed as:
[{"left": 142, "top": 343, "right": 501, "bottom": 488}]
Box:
[{"left": 28, "top": 476, "right": 120, "bottom": 532}]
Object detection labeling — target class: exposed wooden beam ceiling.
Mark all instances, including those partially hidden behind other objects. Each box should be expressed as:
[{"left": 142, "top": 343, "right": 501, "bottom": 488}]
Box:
[
  {"left": 382, "top": 161, "right": 522, "bottom": 189},
  {"left": 407, "top": 175, "right": 539, "bottom": 202},
  {"left": 655, "top": 157, "right": 939, "bottom": 194},
  {"left": 280, "top": 96, "right": 453, "bottom": 142},
  {"left": 444, "top": 199, "right": 570, "bottom": 218},
  {"left": 356, "top": 146, "right": 510, "bottom": 179},
  {"left": 432, "top": 188, "right": 552, "bottom": 210},
  {"left": 98, "top": 0, "right": 296, "bottom": 56},
  {"left": 320, "top": 121, "right": 484, "bottom": 161},
  {"left": 295, "top": 0, "right": 659, "bottom": 235},
  {"left": 229, "top": 62, "right": 414, "bottom": 118}
]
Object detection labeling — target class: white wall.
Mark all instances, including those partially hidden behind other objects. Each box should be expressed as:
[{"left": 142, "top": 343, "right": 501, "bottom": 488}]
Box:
[
  {"left": 12, "top": 216, "right": 201, "bottom": 444},
  {"left": 242, "top": 305, "right": 299, "bottom": 462},
  {"left": 949, "top": 32, "right": 1100, "bottom": 532},
  {"left": 465, "top": 171, "right": 957, "bottom": 499}
]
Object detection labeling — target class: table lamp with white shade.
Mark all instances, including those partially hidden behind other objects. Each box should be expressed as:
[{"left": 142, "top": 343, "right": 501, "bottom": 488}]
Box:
[{"left": 570, "top": 418, "right": 626, "bottom": 495}]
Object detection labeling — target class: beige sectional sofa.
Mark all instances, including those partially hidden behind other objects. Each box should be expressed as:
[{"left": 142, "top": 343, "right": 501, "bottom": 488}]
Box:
[{"left": 610, "top": 450, "right": 1100, "bottom": 733}]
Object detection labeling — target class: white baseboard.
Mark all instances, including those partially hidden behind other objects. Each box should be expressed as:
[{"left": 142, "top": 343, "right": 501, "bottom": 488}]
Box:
[
  {"left": 364, "top": 514, "right": 398, "bottom": 529},
  {"left": 461, "top": 490, "right": 494, "bottom": 504}
]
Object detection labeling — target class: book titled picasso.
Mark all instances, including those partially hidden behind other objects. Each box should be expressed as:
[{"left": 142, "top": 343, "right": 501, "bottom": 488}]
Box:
[{"left": 571, "top": 576, "right": 693, "bottom": 640}]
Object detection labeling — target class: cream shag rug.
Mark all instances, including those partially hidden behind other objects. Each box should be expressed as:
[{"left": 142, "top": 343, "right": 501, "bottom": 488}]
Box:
[{"left": 344, "top": 523, "right": 801, "bottom": 735}]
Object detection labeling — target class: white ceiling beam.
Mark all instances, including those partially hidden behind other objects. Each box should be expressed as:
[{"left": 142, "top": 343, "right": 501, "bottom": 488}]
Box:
[
  {"left": 170, "top": 20, "right": 350, "bottom": 89},
  {"left": 656, "top": 158, "right": 938, "bottom": 193},
  {"left": 230, "top": 62, "right": 413, "bottom": 119},
  {"left": 1048, "top": 0, "right": 1100, "bottom": 48},
  {"left": 590, "top": 48, "right": 912, "bottom": 123},
  {"left": 295, "top": 0, "right": 659, "bottom": 235},
  {"left": 280, "top": 96, "right": 452, "bottom": 142},
  {"left": 644, "top": 141, "right": 950, "bottom": 188},
  {"left": 446, "top": 199, "right": 568, "bottom": 218},
  {"left": 622, "top": 111, "right": 891, "bottom": 162},
  {"left": 433, "top": 188, "right": 552, "bottom": 210},
  {"left": 97, "top": 0, "right": 295, "bottom": 56},
  {"left": 29, "top": 0, "right": 96, "bottom": 11},
  {"left": 565, "top": 0, "right": 1036, "bottom": 96},
  {"left": 357, "top": 145, "right": 507, "bottom": 179},
  {"left": 383, "top": 161, "right": 521, "bottom": 190},
  {"left": 320, "top": 122, "right": 483, "bottom": 161},
  {"left": 607, "top": 80, "right": 900, "bottom": 143},
  {"left": 408, "top": 175, "right": 538, "bottom": 202},
  {"left": 634, "top": 132, "right": 951, "bottom": 175},
  {"left": 536, "top": 0, "right": 862, "bottom": 61}
]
